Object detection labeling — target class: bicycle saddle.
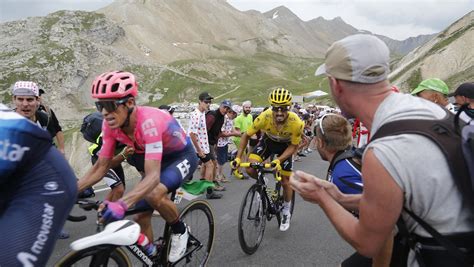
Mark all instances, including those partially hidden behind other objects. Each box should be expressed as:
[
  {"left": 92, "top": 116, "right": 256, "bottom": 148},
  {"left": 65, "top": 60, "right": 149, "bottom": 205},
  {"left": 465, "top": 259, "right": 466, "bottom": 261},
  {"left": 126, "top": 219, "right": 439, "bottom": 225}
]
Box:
[{"left": 70, "top": 220, "right": 141, "bottom": 251}]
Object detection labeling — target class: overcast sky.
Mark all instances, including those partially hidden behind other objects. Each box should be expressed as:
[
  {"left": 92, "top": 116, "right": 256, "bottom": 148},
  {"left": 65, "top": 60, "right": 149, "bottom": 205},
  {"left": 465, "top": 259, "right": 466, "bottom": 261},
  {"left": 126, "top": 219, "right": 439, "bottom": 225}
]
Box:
[{"left": 0, "top": 0, "right": 472, "bottom": 40}]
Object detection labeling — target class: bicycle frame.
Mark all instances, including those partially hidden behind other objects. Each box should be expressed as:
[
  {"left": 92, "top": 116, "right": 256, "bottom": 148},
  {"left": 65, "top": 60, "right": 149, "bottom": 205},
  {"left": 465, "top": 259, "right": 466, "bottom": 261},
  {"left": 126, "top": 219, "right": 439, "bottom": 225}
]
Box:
[
  {"left": 240, "top": 163, "right": 283, "bottom": 218},
  {"left": 74, "top": 190, "right": 205, "bottom": 267}
]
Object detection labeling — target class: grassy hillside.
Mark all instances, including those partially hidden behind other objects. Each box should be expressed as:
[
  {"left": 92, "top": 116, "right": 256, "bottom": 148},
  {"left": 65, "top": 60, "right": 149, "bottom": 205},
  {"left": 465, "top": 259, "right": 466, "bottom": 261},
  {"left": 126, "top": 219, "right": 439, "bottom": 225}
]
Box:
[{"left": 125, "top": 52, "right": 331, "bottom": 107}]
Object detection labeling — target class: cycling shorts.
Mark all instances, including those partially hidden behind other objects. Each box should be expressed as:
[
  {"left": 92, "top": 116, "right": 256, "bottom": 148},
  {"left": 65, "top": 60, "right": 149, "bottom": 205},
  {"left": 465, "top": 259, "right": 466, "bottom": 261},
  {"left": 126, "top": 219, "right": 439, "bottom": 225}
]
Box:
[
  {"left": 249, "top": 134, "right": 293, "bottom": 176},
  {"left": 127, "top": 142, "right": 198, "bottom": 192},
  {"left": 91, "top": 155, "right": 125, "bottom": 189},
  {"left": 0, "top": 147, "right": 77, "bottom": 267}
]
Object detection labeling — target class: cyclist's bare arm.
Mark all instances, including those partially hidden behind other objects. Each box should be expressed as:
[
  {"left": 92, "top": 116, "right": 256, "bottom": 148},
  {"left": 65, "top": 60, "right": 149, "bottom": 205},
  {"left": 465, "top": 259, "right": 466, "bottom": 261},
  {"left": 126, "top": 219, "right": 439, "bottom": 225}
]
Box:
[
  {"left": 78, "top": 157, "right": 111, "bottom": 192},
  {"left": 109, "top": 146, "right": 134, "bottom": 169},
  {"left": 277, "top": 143, "right": 298, "bottom": 163},
  {"left": 120, "top": 159, "right": 161, "bottom": 207},
  {"left": 236, "top": 133, "right": 251, "bottom": 159}
]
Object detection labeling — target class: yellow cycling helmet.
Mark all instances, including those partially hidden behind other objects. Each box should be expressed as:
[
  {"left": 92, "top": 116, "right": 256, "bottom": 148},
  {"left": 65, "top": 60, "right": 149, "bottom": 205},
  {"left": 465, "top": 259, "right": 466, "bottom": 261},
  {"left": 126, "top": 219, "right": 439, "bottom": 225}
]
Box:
[{"left": 268, "top": 87, "right": 292, "bottom": 106}]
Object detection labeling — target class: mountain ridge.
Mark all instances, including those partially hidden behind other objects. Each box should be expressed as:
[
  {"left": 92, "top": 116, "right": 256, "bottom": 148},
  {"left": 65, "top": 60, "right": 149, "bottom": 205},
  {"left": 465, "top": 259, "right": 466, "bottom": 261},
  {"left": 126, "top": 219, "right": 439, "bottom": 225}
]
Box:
[{"left": 0, "top": 0, "right": 446, "bottom": 119}]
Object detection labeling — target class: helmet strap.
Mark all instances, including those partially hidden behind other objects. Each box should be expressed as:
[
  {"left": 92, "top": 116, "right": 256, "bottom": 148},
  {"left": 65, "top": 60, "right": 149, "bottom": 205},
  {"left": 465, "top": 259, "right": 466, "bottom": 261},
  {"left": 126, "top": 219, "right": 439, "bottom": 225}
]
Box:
[{"left": 120, "top": 106, "right": 134, "bottom": 129}]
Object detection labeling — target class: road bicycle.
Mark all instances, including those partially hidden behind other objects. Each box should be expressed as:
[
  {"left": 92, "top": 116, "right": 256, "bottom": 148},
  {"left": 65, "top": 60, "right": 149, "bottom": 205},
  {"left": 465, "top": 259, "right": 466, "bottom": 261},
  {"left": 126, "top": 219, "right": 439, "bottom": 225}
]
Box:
[
  {"left": 237, "top": 162, "right": 295, "bottom": 255},
  {"left": 55, "top": 191, "right": 214, "bottom": 267}
]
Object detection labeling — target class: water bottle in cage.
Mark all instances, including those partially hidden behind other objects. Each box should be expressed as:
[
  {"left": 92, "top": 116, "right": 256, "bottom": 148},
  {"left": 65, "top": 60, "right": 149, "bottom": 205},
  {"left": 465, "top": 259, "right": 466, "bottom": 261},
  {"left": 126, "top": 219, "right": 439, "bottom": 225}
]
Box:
[
  {"left": 174, "top": 188, "right": 184, "bottom": 204},
  {"left": 136, "top": 233, "right": 157, "bottom": 257}
]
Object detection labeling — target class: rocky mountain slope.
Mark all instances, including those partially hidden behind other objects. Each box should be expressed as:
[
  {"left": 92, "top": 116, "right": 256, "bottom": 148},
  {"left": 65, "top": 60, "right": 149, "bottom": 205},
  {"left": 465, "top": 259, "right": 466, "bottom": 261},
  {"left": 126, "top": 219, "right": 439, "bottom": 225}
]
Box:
[
  {"left": 391, "top": 11, "right": 474, "bottom": 91},
  {"left": 0, "top": 0, "right": 439, "bottom": 122}
]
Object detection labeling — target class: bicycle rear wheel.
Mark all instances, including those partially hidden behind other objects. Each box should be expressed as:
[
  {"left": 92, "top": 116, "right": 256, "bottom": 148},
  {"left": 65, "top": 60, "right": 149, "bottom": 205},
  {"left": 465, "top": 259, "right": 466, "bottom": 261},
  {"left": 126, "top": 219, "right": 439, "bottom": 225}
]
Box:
[
  {"left": 54, "top": 246, "right": 130, "bottom": 267},
  {"left": 238, "top": 184, "right": 266, "bottom": 255},
  {"left": 166, "top": 200, "right": 215, "bottom": 266},
  {"left": 276, "top": 190, "right": 296, "bottom": 227}
]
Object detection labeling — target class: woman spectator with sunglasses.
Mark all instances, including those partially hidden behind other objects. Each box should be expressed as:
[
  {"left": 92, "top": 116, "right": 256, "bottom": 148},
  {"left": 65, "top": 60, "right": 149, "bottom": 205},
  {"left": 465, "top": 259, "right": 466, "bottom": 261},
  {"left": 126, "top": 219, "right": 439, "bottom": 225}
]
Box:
[
  {"left": 232, "top": 87, "right": 304, "bottom": 232},
  {"left": 77, "top": 71, "right": 198, "bottom": 262}
]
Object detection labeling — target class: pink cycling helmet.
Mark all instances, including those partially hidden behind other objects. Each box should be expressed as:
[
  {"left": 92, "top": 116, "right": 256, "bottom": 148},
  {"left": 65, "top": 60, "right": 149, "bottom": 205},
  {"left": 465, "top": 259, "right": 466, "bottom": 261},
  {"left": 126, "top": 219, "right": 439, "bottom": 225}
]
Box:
[{"left": 91, "top": 71, "right": 138, "bottom": 99}]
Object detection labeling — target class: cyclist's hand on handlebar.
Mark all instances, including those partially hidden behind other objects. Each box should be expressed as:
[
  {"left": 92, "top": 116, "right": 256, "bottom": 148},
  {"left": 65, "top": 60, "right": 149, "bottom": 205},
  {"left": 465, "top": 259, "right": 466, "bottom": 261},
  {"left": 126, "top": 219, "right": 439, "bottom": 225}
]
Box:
[
  {"left": 77, "top": 187, "right": 95, "bottom": 199},
  {"left": 230, "top": 157, "right": 241, "bottom": 169},
  {"left": 100, "top": 200, "right": 128, "bottom": 223},
  {"left": 271, "top": 159, "right": 282, "bottom": 172}
]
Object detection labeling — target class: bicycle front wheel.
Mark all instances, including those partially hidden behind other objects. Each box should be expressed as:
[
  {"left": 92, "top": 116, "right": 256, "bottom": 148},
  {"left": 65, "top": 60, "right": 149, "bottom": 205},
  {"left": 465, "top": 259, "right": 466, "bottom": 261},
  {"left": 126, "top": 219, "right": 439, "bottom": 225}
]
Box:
[
  {"left": 168, "top": 200, "right": 215, "bottom": 266},
  {"left": 54, "top": 246, "right": 131, "bottom": 267},
  {"left": 238, "top": 184, "right": 266, "bottom": 255}
]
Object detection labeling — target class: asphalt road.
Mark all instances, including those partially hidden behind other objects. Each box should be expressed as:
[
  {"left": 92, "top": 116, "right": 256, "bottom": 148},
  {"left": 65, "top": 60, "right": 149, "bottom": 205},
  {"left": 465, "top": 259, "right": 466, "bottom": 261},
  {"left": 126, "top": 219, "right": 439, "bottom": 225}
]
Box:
[{"left": 48, "top": 151, "right": 354, "bottom": 266}]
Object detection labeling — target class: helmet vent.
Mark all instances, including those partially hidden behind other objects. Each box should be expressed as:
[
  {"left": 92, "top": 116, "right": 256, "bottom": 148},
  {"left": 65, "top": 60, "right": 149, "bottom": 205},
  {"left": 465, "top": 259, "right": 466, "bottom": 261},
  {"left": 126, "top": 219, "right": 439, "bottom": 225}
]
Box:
[
  {"left": 101, "top": 84, "right": 107, "bottom": 94},
  {"left": 111, "top": 83, "right": 120, "bottom": 92},
  {"left": 125, "top": 84, "right": 133, "bottom": 91}
]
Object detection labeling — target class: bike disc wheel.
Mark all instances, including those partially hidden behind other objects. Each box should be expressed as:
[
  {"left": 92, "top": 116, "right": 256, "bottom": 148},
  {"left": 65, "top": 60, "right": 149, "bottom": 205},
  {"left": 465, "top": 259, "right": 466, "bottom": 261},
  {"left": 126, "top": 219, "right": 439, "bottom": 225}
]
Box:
[
  {"left": 54, "top": 246, "right": 130, "bottom": 267},
  {"left": 238, "top": 184, "right": 266, "bottom": 255},
  {"left": 166, "top": 200, "right": 215, "bottom": 266}
]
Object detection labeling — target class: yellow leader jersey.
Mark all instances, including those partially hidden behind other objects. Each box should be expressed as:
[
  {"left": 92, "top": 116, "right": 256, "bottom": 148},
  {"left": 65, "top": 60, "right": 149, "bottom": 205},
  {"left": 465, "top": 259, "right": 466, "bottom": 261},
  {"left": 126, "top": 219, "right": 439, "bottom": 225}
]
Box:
[{"left": 246, "top": 109, "right": 304, "bottom": 145}]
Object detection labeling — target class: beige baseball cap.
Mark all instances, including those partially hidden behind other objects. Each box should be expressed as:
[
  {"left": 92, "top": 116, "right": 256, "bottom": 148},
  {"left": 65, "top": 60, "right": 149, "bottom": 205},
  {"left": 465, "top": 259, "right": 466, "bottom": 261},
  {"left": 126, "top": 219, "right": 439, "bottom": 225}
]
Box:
[{"left": 315, "top": 34, "right": 390, "bottom": 84}]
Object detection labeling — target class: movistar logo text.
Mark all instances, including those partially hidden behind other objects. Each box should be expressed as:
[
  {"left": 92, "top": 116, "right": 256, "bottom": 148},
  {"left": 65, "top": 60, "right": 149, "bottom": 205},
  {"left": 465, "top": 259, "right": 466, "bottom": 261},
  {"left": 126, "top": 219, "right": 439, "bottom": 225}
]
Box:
[{"left": 0, "top": 139, "right": 30, "bottom": 161}]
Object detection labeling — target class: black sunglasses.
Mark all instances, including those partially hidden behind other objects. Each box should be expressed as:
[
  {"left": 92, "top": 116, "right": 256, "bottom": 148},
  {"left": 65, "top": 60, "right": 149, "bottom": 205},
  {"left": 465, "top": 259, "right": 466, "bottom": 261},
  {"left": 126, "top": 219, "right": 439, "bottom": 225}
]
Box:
[
  {"left": 271, "top": 105, "right": 290, "bottom": 112},
  {"left": 203, "top": 100, "right": 212, "bottom": 104},
  {"left": 95, "top": 98, "right": 129, "bottom": 113}
]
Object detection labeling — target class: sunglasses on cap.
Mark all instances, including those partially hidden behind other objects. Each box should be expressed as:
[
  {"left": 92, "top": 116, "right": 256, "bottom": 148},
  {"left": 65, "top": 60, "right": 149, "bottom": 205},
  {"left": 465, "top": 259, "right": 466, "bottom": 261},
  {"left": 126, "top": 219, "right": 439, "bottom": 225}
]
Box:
[
  {"left": 95, "top": 98, "right": 130, "bottom": 113},
  {"left": 271, "top": 105, "right": 290, "bottom": 112},
  {"left": 318, "top": 114, "right": 336, "bottom": 136}
]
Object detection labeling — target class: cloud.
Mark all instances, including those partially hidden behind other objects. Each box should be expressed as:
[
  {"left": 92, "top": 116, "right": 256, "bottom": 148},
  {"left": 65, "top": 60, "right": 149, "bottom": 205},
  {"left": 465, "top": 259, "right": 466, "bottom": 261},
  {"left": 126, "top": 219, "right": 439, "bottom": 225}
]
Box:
[{"left": 352, "top": 0, "right": 473, "bottom": 29}]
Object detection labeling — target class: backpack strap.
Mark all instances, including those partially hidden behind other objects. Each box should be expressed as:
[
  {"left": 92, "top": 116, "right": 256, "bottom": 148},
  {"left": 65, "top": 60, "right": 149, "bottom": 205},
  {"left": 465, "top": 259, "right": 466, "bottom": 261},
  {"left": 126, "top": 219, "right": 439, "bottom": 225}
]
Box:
[
  {"left": 371, "top": 115, "right": 474, "bottom": 265},
  {"left": 329, "top": 149, "right": 355, "bottom": 172},
  {"left": 370, "top": 115, "right": 472, "bottom": 205},
  {"left": 403, "top": 207, "right": 474, "bottom": 265}
]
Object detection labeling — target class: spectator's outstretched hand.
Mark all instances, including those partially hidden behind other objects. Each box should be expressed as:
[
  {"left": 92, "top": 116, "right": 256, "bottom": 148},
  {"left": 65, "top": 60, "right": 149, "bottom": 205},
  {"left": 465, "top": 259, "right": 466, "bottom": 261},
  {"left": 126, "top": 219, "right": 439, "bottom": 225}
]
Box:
[{"left": 290, "top": 170, "right": 332, "bottom": 205}]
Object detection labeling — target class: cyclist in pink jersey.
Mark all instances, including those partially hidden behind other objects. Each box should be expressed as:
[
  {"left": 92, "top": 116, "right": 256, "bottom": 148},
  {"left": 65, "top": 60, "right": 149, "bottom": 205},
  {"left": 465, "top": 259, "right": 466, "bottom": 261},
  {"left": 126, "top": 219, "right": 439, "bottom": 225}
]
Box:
[{"left": 78, "top": 71, "right": 198, "bottom": 263}]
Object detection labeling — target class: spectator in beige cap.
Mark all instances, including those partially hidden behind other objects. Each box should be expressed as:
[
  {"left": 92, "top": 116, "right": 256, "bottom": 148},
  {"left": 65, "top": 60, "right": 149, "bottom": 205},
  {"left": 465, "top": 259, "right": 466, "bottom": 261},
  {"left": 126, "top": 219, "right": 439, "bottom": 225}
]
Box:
[
  {"left": 290, "top": 34, "right": 474, "bottom": 267},
  {"left": 411, "top": 78, "right": 456, "bottom": 113}
]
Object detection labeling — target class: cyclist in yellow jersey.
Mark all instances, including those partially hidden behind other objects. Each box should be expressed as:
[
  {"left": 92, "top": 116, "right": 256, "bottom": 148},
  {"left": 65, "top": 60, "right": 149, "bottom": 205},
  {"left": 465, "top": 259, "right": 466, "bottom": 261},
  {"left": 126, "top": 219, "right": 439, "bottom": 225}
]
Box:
[{"left": 232, "top": 87, "right": 304, "bottom": 231}]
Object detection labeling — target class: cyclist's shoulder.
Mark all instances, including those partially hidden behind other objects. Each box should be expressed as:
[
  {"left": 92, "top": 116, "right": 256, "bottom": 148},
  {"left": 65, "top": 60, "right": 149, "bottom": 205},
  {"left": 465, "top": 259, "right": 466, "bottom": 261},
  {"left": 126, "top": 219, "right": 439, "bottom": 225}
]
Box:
[
  {"left": 1, "top": 106, "right": 49, "bottom": 138},
  {"left": 285, "top": 112, "right": 304, "bottom": 132}
]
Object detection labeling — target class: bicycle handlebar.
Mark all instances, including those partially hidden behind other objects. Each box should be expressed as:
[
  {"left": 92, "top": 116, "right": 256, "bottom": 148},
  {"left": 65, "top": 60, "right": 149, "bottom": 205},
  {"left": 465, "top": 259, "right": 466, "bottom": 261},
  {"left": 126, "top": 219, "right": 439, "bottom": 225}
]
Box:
[
  {"left": 77, "top": 199, "right": 102, "bottom": 211},
  {"left": 240, "top": 162, "right": 282, "bottom": 181}
]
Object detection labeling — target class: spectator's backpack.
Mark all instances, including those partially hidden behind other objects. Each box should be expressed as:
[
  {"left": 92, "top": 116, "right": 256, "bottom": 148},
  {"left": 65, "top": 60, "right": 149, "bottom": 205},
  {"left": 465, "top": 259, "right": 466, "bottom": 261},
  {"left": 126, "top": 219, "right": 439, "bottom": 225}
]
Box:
[
  {"left": 80, "top": 112, "right": 103, "bottom": 143},
  {"left": 369, "top": 110, "right": 474, "bottom": 266},
  {"left": 327, "top": 147, "right": 363, "bottom": 193}
]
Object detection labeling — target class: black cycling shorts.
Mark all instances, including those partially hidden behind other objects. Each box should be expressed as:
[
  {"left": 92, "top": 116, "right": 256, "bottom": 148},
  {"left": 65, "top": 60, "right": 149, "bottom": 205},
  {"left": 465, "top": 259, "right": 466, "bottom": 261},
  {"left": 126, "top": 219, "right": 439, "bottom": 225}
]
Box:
[
  {"left": 249, "top": 134, "right": 293, "bottom": 176},
  {"left": 127, "top": 142, "right": 198, "bottom": 192}
]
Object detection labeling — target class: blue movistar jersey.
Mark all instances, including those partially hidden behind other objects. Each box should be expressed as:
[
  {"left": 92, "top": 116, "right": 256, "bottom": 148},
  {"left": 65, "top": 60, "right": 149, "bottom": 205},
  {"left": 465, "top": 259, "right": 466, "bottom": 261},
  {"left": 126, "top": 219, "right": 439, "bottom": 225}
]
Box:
[{"left": 0, "top": 104, "right": 52, "bottom": 185}]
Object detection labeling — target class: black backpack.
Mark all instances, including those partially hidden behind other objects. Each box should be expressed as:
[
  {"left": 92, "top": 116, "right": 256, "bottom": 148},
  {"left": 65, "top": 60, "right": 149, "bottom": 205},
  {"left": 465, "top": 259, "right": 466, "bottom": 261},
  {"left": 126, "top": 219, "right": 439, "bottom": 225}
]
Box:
[
  {"left": 370, "top": 111, "right": 474, "bottom": 266},
  {"left": 80, "top": 112, "right": 103, "bottom": 143}
]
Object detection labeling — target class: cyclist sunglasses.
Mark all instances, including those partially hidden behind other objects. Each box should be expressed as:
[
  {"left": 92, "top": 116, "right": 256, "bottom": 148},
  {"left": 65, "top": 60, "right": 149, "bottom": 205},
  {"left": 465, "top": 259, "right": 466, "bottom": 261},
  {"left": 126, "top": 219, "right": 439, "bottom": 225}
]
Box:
[
  {"left": 95, "top": 98, "right": 130, "bottom": 113},
  {"left": 271, "top": 105, "right": 290, "bottom": 112}
]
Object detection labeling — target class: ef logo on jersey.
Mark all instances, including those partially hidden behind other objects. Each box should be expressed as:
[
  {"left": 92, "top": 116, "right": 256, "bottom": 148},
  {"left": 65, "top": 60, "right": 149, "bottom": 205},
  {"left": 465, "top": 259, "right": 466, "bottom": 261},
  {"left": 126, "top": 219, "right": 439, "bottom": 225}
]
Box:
[{"left": 142, "top": 119, "right": 158, "bottom": 137}]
